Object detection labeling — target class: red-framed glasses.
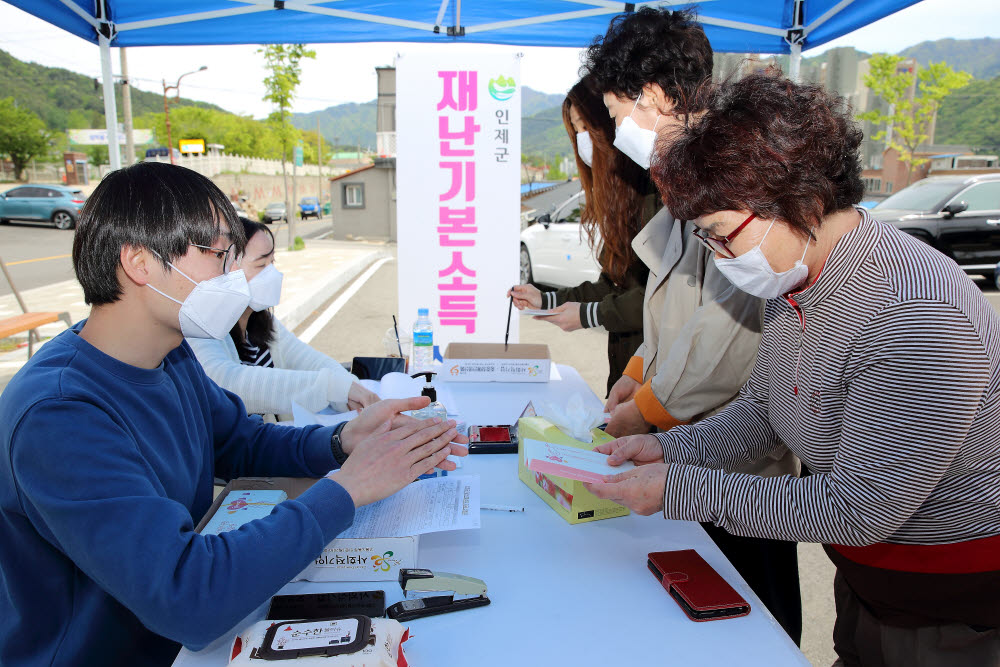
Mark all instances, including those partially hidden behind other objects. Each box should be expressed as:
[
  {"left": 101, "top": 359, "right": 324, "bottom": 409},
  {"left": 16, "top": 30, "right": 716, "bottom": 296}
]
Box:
[{"left": 692, "top": 213, "right": 757, "bottom": 259}]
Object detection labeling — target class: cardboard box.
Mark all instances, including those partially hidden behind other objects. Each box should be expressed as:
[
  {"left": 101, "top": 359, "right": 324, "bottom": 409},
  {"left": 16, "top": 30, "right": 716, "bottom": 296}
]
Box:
[
  {"left": 516, "top": 417, "right": 630, "bottom": 524},
  {"left": 197, "top": 477, "right": 418, "bottom": 582},
  {"left": 441, "top": 342, "right": 551, "bottom": 382}
]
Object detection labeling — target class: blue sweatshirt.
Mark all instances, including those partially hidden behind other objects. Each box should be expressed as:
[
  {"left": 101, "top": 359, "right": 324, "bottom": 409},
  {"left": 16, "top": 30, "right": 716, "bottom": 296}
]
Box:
[{"left": 0, "top": 323, "right": 356, "bottom": 666}]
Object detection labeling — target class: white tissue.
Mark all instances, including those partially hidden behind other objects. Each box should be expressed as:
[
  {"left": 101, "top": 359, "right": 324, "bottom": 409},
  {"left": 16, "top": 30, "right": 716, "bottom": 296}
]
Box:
[{"left": 537, "top": 393, "right": 604, "bottom": 443}]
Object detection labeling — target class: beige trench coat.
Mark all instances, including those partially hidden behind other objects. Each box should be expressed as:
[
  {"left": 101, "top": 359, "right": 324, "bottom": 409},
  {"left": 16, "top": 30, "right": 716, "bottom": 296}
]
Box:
[{"left": 627, "top": 208, "right": 798, "bottom": 477}]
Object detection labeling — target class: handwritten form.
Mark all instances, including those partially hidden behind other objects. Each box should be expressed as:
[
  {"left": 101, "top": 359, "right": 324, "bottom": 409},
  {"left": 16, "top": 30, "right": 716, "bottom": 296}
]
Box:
[{"left": 337, "top": 476, "right": 480, "bottom": 538}]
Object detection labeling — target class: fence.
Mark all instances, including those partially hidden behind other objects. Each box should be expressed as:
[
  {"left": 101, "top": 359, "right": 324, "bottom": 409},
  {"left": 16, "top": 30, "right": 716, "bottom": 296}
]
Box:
[{"left": 143, "top": 153, "right": 327, "bottom": 178}]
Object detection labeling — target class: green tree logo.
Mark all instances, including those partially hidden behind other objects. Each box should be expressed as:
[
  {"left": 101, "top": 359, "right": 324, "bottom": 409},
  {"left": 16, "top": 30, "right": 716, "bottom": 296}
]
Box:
[{"left": 489, "top": 75, "right": 517, "bottom": 101}]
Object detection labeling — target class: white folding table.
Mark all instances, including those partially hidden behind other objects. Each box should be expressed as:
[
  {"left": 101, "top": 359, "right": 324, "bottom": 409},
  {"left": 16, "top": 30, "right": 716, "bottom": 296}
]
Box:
[{"left": 173, "top": 364, "right": 808, "bottom": 666}]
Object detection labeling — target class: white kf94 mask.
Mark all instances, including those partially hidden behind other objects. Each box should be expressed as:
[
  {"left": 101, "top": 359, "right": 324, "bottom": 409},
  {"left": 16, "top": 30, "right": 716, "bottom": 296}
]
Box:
[{"left": 148, "top": 259, "right": 251, "bottom": 339}]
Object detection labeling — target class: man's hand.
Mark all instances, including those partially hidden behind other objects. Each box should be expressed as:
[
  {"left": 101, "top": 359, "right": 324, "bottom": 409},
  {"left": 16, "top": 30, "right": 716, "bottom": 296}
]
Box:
[
  {"left": 605, "top": 375, "right": 641, "bottom": 413},
  {"left": 508, "top": 284, "right": 542, "bottom": 310},
  {"left": 330, "top": 418, "right": 460, "bottom": 507},
  {"left": 584, "top": 463, "right": 669, "bottom": 516},
  {"left": 594, "top": 433, "right": 665, "bottom": 466},
  {"left": 340, "top": 397, "right": 468, "bottom": 470},
  {"left": 604, "top": 400, "right": 650, "bottom": 438},
  {"left": 346, "top": 382, "right": 380, "bottom": 412},
  {"left": 535, "top": 302, "right": 582, "bottom": 332}
]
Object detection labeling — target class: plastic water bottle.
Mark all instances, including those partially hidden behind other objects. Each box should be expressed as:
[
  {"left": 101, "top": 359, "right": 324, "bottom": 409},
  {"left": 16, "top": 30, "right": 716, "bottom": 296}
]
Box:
[{"left": 412, "top": 308, "right": 434, "bottom": 373}]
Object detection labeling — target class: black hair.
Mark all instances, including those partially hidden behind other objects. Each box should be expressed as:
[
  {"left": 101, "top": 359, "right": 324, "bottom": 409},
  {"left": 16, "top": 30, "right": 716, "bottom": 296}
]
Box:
[
  {"left": 583, "top": 7, "right": 713, "bottom": 115},
  {"left": 72, "top": 162, "right": 247, "bottom": 305},
  {"left": 230, "top": 219, "right": 277, "bottom": 351}
]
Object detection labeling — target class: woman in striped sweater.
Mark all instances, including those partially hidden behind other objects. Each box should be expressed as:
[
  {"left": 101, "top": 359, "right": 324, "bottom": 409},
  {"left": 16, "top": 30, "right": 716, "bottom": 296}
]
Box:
[
  {"left": 188, "top": 220, "right": 379, "bottom": 418},
  {"left": 589, "top": 72, "right": 1000, "bottom": 665}
]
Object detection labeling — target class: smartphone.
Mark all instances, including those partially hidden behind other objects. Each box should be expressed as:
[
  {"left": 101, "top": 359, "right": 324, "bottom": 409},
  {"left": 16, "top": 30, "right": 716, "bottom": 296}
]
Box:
[
  {"left": 647, "top": 550, "right": 750, "bottom": 622},
  {"left": 468, "top": 424, "right": 517, "bottom": 454},
  {"left": 266, "top": 591, "right": 386, "bottom": 620}
]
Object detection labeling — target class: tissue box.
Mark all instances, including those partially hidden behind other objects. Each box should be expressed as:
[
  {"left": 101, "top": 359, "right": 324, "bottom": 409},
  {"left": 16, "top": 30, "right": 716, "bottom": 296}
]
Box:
[
  {"left": 197, "top": 478, "right": 418, "bottom": 582},
  {"left": 441, "top": 343, "right": 551, "bottom": 382},
  {"left": 517, "top": 417, "right": 630, "bottom": 524}
]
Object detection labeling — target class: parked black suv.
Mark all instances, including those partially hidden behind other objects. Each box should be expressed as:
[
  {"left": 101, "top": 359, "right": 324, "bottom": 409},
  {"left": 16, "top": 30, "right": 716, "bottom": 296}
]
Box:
[{"left": 871, "top": 173, "right": 1000, "bottom": 281}]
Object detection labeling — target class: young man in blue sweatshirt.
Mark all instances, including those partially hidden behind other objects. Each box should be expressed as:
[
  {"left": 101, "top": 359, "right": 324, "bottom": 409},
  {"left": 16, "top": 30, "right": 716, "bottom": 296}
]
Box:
[{"left": 0, "top": 162, "right": 466, "bottom": 666}]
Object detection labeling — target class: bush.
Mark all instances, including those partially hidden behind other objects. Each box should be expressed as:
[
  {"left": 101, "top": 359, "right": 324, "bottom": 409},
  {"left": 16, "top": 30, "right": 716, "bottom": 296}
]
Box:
[{"left": 293, "top": 236, "right": 305, "bottom": 251}]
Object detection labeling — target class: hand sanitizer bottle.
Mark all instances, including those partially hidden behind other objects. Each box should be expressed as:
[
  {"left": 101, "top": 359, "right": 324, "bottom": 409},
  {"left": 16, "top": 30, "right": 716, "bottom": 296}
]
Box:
[{"left": 410, "top": 372, "right": 448, "bottom": 420}]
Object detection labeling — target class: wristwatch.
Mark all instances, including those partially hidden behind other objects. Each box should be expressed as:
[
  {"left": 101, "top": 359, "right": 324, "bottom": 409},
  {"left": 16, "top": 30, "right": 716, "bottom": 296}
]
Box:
[{"left": 330, "top": 423, "right": 349, "bottom": 465}]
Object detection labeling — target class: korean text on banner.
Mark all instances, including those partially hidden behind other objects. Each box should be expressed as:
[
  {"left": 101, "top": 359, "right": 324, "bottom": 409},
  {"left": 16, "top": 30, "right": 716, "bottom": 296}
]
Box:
[{"left": 396, "top": 53, "right": 522, "bottom": 353}]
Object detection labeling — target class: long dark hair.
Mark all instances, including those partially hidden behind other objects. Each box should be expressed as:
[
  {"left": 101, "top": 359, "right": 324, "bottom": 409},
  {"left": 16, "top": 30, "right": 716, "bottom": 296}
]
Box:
[
  {"left": 563, "top": 74, "right": 649, "bottom": 286},
  {"left": 230, "top": 219, "right": 277, "bottom": 351}
]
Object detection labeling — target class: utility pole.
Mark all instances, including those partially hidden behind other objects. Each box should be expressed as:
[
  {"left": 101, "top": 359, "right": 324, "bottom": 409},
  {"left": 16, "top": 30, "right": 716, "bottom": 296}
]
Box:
[
  {"left": 120, "top": 48, "right": 136, "bottom": 165},
  {"left": 317, "top": 118, "right": 323, "bottom": 218},
  {"left": 162, "top": 66, "right": 207, "bottom": 165}
]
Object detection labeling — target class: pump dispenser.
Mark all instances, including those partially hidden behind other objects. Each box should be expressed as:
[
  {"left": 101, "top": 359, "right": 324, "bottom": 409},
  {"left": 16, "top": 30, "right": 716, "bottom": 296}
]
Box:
[{"left": 410, "top": 372, "right": 448, "bottom": 420}]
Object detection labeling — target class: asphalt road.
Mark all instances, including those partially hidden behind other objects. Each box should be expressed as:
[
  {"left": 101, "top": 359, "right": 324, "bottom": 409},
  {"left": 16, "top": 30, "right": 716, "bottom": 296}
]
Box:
[{"left": 0, "top": 216, "right": 334, "bottom": 297}]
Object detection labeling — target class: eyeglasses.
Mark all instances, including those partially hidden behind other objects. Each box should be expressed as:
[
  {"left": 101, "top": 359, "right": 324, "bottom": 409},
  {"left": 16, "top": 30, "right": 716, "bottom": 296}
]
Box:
[
  {"left": 692, "top": 213, "right": 757, "bottom": 259},
  {"left": 190, "top": 242, "right": 238, "bottom": 273}
]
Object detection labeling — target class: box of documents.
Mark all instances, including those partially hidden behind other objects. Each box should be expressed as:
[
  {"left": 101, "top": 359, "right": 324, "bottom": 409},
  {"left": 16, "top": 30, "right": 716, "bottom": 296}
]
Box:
[
  {"left": 196, "top": 477, "right": 419, "bottom": 582},
  {"left": 517, "top": 417, "right": 630, "bottom": 524},
  {"left": 441, "top": 342, "right": 551, "bottom": 382}
]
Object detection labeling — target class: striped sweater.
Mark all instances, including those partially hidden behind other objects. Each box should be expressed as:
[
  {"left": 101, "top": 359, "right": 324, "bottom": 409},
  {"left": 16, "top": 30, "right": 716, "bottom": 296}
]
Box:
[{"left": 655, "top": 207, "right": 1000, "bottom": 548}]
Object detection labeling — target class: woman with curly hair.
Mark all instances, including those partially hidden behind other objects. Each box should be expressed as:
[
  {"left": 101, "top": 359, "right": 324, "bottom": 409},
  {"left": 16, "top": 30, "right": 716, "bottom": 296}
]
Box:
[
  {"left": 591, "top": 71, "right": 1000, "bottom": 665},
  {"left": 509, "top": 73, "right": 654, "bottom": 395}
]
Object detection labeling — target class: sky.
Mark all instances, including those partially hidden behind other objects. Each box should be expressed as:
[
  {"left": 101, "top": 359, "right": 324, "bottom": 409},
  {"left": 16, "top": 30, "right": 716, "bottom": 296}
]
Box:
[{"left": 0, "top": 0, "right": 998, "bottom": 121}]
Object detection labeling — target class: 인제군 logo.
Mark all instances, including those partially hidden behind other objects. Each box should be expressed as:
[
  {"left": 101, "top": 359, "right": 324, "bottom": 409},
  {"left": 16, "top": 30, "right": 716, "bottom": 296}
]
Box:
[{"left": 488, "top": 75, "right": 516, "bottom": 101}]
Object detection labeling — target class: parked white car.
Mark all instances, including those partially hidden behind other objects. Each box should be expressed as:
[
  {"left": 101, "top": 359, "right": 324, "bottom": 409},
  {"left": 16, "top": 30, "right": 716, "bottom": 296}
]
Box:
[{"left": 519, "top": 191, "right": 601, "bottom": 288}]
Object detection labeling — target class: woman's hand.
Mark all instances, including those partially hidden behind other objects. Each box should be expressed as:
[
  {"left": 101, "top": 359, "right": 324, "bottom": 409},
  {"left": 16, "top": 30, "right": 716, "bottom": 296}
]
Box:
[
  {"left": 604, "top": 400, "right": 651, "bottom": 438},
  {"left": 584, "top": 463, "right": 669, "bottom": 516},
  {"left": 535, "top": 302, "right": 582, "bottom": 332},
  {"left": 346, "top": 382, "right": 380, "bottom": 412},
  {"left": 508, "top": 284, "right": 542, "bottom": 310},
  {"left": 330, "top": 417, "right": 459, "bottom": 507},
  {"left": 594, "top": 434, "right": 665, "bottom": 466},
  {"left": 605, "top": 375, "right": 641, "bottom": 413}
]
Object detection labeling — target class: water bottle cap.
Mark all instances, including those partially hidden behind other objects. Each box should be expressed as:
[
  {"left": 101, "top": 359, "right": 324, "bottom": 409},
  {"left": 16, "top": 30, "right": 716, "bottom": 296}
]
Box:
[{"left": 418, "top": 308, "right": 429, "bottom": 316}]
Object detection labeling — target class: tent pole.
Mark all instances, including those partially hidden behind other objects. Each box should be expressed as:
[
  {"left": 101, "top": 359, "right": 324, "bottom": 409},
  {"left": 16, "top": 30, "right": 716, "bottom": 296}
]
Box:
[
  {"left": 98, "top": 33, "right": 122, "bottom": 171},
  {"left": 789, "top": 42, "right": 802, "bottom": 82}
]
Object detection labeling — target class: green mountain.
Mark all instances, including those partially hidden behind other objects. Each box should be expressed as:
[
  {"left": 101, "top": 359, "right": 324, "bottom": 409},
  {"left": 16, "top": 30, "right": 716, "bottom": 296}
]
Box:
[
  {"left": 289, "top": 102, "right": 376, "bottom": 151},
  {"left": 901, "top": 38, "right": 1000, "bottom": 80},
  {"left": 288, "top": 85, "right": 567, "bottom": 151},
  {"left": 0, "top": 48, "right": 221, "bottom": 137},
  {"left": 936, "top": 74, "right": 1000, "bottom": 152}
]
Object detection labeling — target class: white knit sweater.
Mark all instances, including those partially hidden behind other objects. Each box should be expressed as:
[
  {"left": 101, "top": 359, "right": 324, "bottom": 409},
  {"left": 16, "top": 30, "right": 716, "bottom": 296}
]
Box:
[{"left": 187, "top": 319, "right": 357, "bottom": 416}]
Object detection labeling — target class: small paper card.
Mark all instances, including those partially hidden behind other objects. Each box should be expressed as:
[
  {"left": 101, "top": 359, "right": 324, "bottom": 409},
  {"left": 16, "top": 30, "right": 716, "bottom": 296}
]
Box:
[
  {"left": 521, "top": 308, "right": 555, "bottom": 316},
  {"left": 523, "top": 438, "right": 634, "bottom": 484},
  {"left": 200, "top": 490, "right": 288, "bottom": 535}
]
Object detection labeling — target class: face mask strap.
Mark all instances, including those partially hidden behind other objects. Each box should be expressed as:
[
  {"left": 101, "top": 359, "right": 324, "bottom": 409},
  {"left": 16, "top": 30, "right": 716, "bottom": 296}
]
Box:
[
  {"left": 150, "top": 249, "right": 198, "bottom": 287},
  {"left": 146, "top": 283, "right": 183, "bottom": 306}
]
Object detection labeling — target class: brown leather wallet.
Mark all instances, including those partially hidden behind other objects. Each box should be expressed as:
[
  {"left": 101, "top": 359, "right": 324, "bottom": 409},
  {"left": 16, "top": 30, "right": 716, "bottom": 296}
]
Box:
[{"left": 647, "top": 549, "right": 751, "bottom": 622}]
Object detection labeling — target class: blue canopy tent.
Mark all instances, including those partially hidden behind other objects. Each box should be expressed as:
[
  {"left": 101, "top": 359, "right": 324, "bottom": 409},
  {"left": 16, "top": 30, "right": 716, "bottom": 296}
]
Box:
[{"left": 8, "top": 0, "right": 923, "bottom": 169}]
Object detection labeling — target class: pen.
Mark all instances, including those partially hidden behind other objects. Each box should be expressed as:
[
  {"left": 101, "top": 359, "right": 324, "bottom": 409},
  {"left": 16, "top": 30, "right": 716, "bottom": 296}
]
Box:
[
  {"left": 481, "top": 504, "right": 524, "bottom": 512},
  {"left": 504, "top": 293, "right": 513, "bottom": 351},
  {"left": 392, "top": 315, "right": 404, "bottom": 358}
]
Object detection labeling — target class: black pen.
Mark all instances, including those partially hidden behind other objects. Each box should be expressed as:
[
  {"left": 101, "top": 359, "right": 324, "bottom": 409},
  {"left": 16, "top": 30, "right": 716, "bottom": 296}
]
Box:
[
  {"left": 504, "top": 293, "right": 514, "bottom": 351},
  {"left": 392, "top": 315, "right": 403, "bottom": 358}
]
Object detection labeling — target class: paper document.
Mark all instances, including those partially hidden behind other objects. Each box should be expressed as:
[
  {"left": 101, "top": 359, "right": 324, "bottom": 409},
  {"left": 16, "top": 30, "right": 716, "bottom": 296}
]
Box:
[
  {"left": 521, "top": 308, "right": 555, "bottom": 316},
  {"left": 337, "top": 475, "right": 480, "bottom": 538},
  {"left": 523, "top": 438, "right": 634, "bottom": 484}
]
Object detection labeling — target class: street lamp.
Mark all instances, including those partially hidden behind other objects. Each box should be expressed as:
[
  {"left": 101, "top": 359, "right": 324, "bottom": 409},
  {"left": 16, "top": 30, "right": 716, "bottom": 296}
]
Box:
[{"left": 162, "top": 66, "right": 207, "bottom": 165}]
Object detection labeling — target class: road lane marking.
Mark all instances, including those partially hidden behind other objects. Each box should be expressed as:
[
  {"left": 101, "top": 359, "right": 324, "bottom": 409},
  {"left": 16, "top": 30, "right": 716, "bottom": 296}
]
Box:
[
  {"left": 6, "top": 253, "right": 72, "bottom": 266},
  {"left": 300, "top": 257, "right": 393, "bottom": 344}
]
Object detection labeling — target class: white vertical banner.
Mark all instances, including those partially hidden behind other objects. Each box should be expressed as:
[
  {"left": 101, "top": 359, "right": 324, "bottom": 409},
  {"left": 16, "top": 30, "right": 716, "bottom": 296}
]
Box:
[{"left": 396, "top": 52, "right": 522, "bottom": 357}]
